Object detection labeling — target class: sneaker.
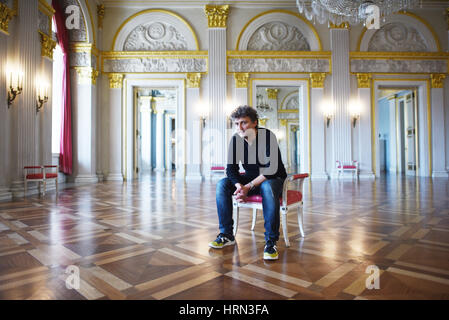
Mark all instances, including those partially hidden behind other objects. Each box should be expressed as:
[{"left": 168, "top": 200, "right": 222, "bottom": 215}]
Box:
[
  {"left": 208, "top": 233, "right": 235, "bottom": 249},
  {"left": 263, "top": 241, "right": 279, "bottom": 260}
]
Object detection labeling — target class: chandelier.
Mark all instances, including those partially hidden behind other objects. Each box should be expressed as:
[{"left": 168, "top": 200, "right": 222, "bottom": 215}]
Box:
[
  {"left": 296, "top": 0, "right": 420, "bottom": 26},
  {"left": 256, "top": 94, "right": 272, "bottom": 116}
]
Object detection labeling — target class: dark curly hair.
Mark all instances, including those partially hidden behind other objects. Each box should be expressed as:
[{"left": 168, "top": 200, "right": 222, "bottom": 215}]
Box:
[{"left": 230, "top": 105, "right": 259, "bottom": 124}]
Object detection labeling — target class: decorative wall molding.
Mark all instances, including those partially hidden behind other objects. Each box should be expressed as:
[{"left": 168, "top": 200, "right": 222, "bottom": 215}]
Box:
[
  {"left": 358, "top": 12, "right": 440, "bottom": 52},
  {"left": 102, "top": 51, "right": 208, "bottom": 73},
  {"left": 39, "top": 31, "right": 57, "bottom": 60},
  {"left": 38, "top": 0, "right": 54, "bottom": 36},
  {"left": 112, "top": 10, "right": 198, "bottom": 51},
  {"left": 329, "top": 22, "right": 350, "bottom": 29},
  {"left": 368, "top": 22, "right": 429, "bottom": 52},
  {"left": 123, "top": 22, "right": 188, "bottom": 51},
  {"left": 227, "top": 51, "right": 331, "bottom": 73},
  {"left": 310, "top": 73, "right": 326, "bottom": 88},
  {"left": 351, "top": 59, "right": 447, "bottom": 74},
  {"left": 108, "top": 73, "right": 124, "bottom": 89},
  {"left": 356, "top": 73, "right": 371, "bottom": 88},
  {"left": 236, "top": 10, "right": 321, "bottom": 51},
  {"left": 97, "top": 4, "right": 104, "bottom": 29},
  {"left": 247, "top": 21, "right": 310, "bottom": 51},
  {"left": 431, "top": 73, "right": 446, "bottom": 88},
  {"left": 74, "top": 66, "right": 99, "bottom": 85},
  {"left": 186, "top": 73, "right": 201, "bottom": 88},
  {"left": 204, "top": 5, "right": 229, "bottom": 28},
  {"left": 234, "top": 73, "right": 249, "bottom": 88},
  {"left": 0, "top": 2, "right": 14, "bottom": 34},
  {"left": 70, "top": 43, "right": 99, "bottom": 68}
]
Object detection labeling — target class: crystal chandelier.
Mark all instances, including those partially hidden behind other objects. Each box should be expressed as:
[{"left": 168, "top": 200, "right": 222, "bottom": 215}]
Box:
[
  {"left": 256, "top": 94, "right": 272, "bottom": 117},
  {"left": 296, "top": 0, "right": 420, "bottom": 26}
]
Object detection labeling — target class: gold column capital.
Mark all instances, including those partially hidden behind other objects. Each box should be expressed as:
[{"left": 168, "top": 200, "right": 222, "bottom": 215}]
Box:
[
  {"left": 108, "top": 73, "right": 124, "bottom": 89},
  {"left": 74, "top": 67, "right": 99, "bottom": 85},
  {"left": 234, "top": 73, "right": 249, "bottom": 88},
  {"left": 98, "top": 4, "right": 105, "bottom": 29},
  {"left": 0, "top": 2, "right": 15, "bottom": 34},
  {"left": 329, "top": 21, "right": 350, "bottom": 29},
  {"left": 39, "top": 31, "right": 57, "bottom": 60},
  {"left": 430, "top": 73, "right": 446, "bottom": 88},
  {"left": 259, "top": 118, "right": 268, "bottom": 127},
  {"left": 186, "top": 73, "right": 202, "bottom": 88},
  {"left": 356, "top": 73, "right": 372, "bottom": 88},
  {"left": 266, "top": 88, "right": 279, "bottom": 100},
  {"left": 279, "top": 119, "right": 287, "bottom": 127},
  {"left": 310, "top": 73, "right": 326, "bottom": 88},
  {"left": 204, "top": 5, "right": 230, "bottom": 28}
]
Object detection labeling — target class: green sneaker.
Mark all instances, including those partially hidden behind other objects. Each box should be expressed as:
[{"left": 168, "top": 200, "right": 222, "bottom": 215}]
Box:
[
  {"left": 208, "top": 233, "right": 235, "bottom": 249},
  {"left": 263, "top": 241, "right": 279, "bottom": 260}
]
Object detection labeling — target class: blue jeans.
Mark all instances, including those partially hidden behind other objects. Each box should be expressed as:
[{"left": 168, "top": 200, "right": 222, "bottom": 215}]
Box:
[{"left": 216, "top": 177, "right": 285, "bottom": 242}]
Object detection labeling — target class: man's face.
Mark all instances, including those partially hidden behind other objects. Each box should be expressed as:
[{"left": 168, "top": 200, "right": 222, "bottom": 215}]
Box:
[{"left": 234, "top": 116, "right": 258, "bottom": 138}]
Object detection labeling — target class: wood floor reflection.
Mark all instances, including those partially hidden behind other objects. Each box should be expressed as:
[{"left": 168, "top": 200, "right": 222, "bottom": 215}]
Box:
[{"left": 0, "top": 173, "right": 448, "bottom": 300}]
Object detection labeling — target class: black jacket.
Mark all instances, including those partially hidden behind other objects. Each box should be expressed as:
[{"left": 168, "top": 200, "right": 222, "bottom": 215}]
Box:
[{"left": 226, "top": 128, "right": 287, "bottom": 185}]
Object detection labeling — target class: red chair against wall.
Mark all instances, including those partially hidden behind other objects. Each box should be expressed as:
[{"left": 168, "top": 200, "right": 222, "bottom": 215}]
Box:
[
  {"left": 232, "top": 173, "right": 309, "bottom": 247},
  {"left": 336, "top": 160, "right": 359, "bottom": 178},
  {"left": 24, "top": 165, "right": 59, "bottom": 197}
]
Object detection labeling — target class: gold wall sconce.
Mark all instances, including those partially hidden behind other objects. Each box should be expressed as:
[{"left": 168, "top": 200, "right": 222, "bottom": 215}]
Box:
[
  {"left": 36, "top": 79, "right": 49, "bottom": 112},
  {"left": 6, "top": 68, "right": 24, "bottom": 107},
  {"left": 349, "top": 99, "right": 361, "bottom": 128}
]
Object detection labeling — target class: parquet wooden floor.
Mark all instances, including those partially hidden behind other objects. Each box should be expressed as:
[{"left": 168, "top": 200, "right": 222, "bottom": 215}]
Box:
[{"left": 0, "top": 174, "right": 448, "bottom": 300}]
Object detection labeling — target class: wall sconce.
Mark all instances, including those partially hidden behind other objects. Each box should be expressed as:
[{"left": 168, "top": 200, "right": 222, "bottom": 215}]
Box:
[
  {"left": 36, "top": 79, "right": 49, "bottom": 112},
  {"left": 322, "top": 99, "right": 334, "bottom": 128},
  {"left": 6, "top": 68, "right": 24, "bottom": 108},
  {"left": 349, "top": 99, "right": 361, "bottom": 128},
  {"left": 198, "top": 100, "right": 209, "bottom": 128}
]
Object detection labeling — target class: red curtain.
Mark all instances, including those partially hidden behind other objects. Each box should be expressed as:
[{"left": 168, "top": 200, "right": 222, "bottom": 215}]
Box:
[{"left": 52, "top": 0, "right": 72, "bottom": 175}]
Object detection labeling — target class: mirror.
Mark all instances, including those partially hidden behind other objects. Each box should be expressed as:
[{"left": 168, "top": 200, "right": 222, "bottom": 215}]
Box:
[{"left": 255, "top": 86, "right": 301, "bottom": 173}]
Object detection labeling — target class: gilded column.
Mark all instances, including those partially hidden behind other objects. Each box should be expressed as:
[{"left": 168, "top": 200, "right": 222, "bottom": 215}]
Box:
[
  {"left": 356, "top": 73, "right": 375, "bottom": 178},
  {"left": 186, "top": 73, "right": 203, "bottom": 180},
  {"left": 204, "top": 5, "right": 229, "bottom": 171},
  {"left": 430, "top": 74, "right": 448, "bottom": 177},
  {"left": 310, "top": 73, "right": 328, "bottom": 179},
  {"left": 106, "top": 73, "right": 124, "bottom": 181},
  {"left": 330, "top": 24, "right": 352, "bottom": 178}
]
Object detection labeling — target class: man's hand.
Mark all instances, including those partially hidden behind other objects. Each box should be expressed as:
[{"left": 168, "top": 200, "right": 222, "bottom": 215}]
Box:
[{"left": 234, "top": 184, "right": 250, "bottom": 203}]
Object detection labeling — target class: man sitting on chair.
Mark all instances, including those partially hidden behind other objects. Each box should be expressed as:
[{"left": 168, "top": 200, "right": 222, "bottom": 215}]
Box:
[{"left": 209, "top": 105, "right": 287, "bottom": 260}]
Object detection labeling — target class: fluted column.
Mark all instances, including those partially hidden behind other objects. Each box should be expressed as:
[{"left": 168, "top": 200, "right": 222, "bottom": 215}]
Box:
[
  {"left": 356, "top": 73, "right": 375, "bottom": 178},
  {"left": 71, "top": 66, "right": 99, "bottom": 184},
  {"left": 205, "top": 5, "right": 229, "bottom": 168},
  {"left": 330, "top": 25, "right": 352, "bottom": 178},
  {"left": 186, "top": 73, "right": 203, "bottom": 180},
  {"left": 10, "top": 0, "right": 40, "bottom": 197},
  {"left": 310, "top": 73, "right": 328, "bottom": 179},
  {"left": 106, "top": 73, "right": 124, "bottom": 181},
  {"left": 430, "top": 74, "right": 448, "bottom": 177},
  {"left": 155, "top": 106, "right": 165, "bottom": 172}
]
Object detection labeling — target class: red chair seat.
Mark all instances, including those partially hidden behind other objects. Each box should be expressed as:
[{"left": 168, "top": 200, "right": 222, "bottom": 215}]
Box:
[
  {"left": 26, "top": 173, "right": 57, "bottom": 179},
  {"left": 245, "top": 190, "right": 303, "bottom": 206},
  {"left": 338, "top": 165, "right": 357, "bottom": 169},
  {"left": 211, "top": 166, "right": 225, "bottom": 170}
]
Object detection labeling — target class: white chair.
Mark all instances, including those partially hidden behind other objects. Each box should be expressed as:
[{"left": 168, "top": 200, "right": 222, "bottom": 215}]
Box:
[
  {"left": 232, "top": 173, "right": 309, "bottom": 247},
  {"left": 336, "top": 160, "right": 359, "bottom": 178},
  {"left": 24, "top": 165, "right": 59, "bottom": 197}
]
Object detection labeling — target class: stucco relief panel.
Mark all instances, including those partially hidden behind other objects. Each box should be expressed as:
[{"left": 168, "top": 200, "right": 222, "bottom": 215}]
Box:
[
  {"left": 123, "top": 22, "right": 188, "bottom": 51},
  {"left": 368, "top": 22, "right": 429, "bottom": 52},
  {"left": 228, "top": 58, "right": 329, "bottom": 73},
  {"left": 103, "top": 58, "right": 207, "bottom": 73},
  {"left": 247, "top": 21, "right": 310, "bottom": 51},
  {"left": 351, "top": 59, "right": 447, "bottom": 73}
]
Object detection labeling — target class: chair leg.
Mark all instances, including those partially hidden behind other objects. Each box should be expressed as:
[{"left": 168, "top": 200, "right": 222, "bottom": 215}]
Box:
[
  {"left": 281, "top": 207, "right": 290, "bottom": 247},
  {"left": 232, "top": 201, "right": 239, "bottom": 237},
  {"left": 24, "top": 180, "right": 27, "bottom": 198},
  {"left": 55, "top": 178, "right": 58, "bottom": 195},
  {"left": 251, "top": 208, "right": 257, "bottom": 231},
  {"left": 43, "top": 180, "right": 46, "bottom": 196},
  {"left": 297, "top": 204, "right": 305, "bottom": 238}
]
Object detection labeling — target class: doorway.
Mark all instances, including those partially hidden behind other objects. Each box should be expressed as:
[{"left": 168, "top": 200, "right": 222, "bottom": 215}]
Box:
[
  {"left": 134, "top": 88, "right": 178, "bottom": 177},
  {"left": 377, "top": 88, "right": 418, "bottom": 176}
]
